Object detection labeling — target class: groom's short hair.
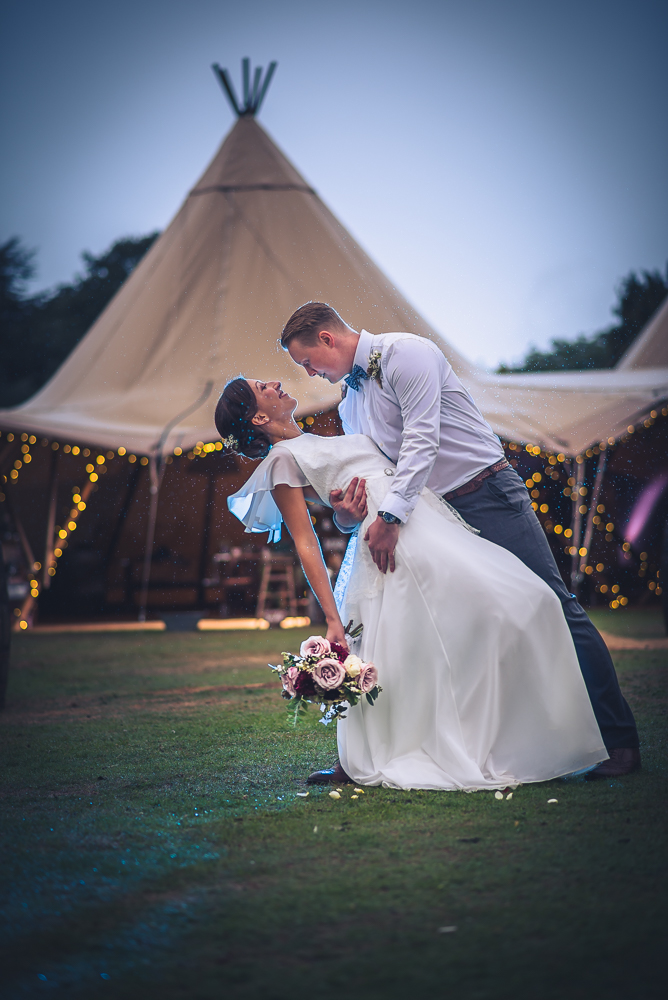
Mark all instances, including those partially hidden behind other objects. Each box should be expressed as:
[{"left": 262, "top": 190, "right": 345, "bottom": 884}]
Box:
[{"left": 280, "top": 302, "right": 348, "bottom": 350}]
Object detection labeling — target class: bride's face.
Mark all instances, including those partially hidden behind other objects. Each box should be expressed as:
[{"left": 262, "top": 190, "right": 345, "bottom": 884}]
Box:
[{"left": 246, "top": 379, "right": 297, "bottom": 424}]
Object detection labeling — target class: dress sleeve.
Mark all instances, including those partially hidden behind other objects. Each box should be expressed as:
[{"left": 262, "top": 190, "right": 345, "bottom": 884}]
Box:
[{"left": 227, "top": 446, "right": 308, "bottom": 543}]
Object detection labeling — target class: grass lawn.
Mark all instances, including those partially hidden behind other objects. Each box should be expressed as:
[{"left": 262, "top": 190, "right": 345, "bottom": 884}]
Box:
[{"left": 1, "top": 612, "right": 666, "bottom": 999}]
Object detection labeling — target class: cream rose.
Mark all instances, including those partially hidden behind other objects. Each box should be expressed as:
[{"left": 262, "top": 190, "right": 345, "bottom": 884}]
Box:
[{"left": 343, "top": 654, "right": 364, "bottom": 678}]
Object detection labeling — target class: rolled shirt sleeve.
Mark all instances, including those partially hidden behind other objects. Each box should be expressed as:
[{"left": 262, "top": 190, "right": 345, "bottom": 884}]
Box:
[{"left": 378, "top": 339, "right": 445, "bottom": 522}]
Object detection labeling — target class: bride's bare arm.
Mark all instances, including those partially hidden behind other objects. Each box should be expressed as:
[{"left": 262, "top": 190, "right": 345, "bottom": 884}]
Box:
[{"left": 272, "top": 483, "right": 348, "bottom": 650}]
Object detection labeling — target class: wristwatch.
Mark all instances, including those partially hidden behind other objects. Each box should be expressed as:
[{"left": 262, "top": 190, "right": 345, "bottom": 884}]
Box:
[{"left": 378, "top": 510, "right": 402, "bottom": 524}]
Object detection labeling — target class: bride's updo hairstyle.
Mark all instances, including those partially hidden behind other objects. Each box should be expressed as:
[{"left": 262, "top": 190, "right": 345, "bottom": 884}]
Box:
[{"left": 214, "top": 378, "right": 272, "bottom": 460}]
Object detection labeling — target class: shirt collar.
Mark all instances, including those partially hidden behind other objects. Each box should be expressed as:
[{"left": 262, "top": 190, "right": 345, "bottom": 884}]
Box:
[{"left": 351, "top": 329, "right": 374, "bottom": 373}]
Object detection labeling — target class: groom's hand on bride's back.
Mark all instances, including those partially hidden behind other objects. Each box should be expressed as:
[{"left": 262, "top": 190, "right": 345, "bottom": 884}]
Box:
[
  {"left": 364, "top": 518, "right": 399, "bottom": 574},
  {"left": 329, "top": 477, "right": 368, "bottom": 528}
]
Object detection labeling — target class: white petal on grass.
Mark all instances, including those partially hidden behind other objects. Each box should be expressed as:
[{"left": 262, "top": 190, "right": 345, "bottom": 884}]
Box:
[
  {"left": 354, "top": 788, "right": 365, "bottom": 794},
  {"left": 329, "top": 791, "right": 341, "bottom": 800},
  {"left": 547, "top": 798, "right": 558, "bottom": 804},
  {"left": 506, "top": 792, "right": 513, "bottom": 800},
  {"left": 296, "top": 792, "right": 309, "bottom": 798},
  {"left": 494, "top": 791, "right": 503, "bottom": 800},
  {"left": 313, "top": 826, "right": 318, "bottom": 833},
  {"left": 351, "top": 794, "right": 359, "bottom": 799},
  {"left": 438, "top": 926, "right": 458, "bottom": 933}
]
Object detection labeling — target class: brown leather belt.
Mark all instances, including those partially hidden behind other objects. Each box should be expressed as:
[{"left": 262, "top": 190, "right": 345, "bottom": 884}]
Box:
[{"left": 443, "top": 458, "right": 510, "bottom": 501}]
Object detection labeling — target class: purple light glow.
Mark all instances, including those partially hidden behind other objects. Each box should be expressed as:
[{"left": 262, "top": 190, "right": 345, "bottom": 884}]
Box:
[{"left": 624, "top": 474, "right": 668, "bottom": 548}]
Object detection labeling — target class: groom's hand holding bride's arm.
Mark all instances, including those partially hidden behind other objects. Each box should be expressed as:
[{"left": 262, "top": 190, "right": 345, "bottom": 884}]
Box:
[
  {"left": 329, "top": 477, "right": 368, "bottom": 528},
  {"left": 330, "top": 478, "right": 399, "bottom": 574}
]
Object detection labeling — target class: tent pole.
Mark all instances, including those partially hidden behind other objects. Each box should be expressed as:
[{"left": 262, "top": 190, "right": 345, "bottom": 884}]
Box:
[
  {"left": 138, "top": 455, "right": 162, "bottom": 622},
  {"left": 16, "top": 475, "right": 98, "bottom": 630},
  {"left": 135, "top": 380, "right": 214, "bottom": 621},
  {"left": 42, "top": 449, "right": 60, "bottom": 590},
  {"left": 3, "top": 487, "right": 37, "bottom": 629},
  {"left": 197, "top": 471, "right": 216, "bottom": 608},
  {"left": 578, "top": 449, "right": 608, "bottom": 583},
  {"left": 102, "top": 464, "right": 142, "bottom": 581},
  {"left": 0, "top": 440, "right": 20, "bottom": 478},
  {"left": 3, "top": 487, "right": 36, "bottom": 570},
  {"left": 570, "top": 457, "right": 586, "bottom": 595},
  {"left": 136, "top": 381, "right": 215, "bottom": 621}
]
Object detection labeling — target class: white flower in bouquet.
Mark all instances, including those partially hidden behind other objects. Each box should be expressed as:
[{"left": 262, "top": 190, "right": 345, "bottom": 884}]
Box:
[{"left": 343, "top": 654, "right": 364, "bottom": 678}]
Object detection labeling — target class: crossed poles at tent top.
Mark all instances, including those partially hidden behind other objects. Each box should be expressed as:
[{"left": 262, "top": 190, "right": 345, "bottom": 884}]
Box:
[{"left": 212, "top": 58, "right": 277, "bottom": 118}]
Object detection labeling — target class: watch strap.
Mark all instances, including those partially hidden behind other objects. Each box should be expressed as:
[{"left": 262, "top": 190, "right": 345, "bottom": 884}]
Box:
[{"left": 378, "top": 510, "right": 402, "bottom": 524}]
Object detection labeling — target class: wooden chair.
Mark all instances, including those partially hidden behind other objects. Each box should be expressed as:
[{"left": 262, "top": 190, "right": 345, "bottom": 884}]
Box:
[{"left": 255, "top": 549, "right": 299, "bottom": 622}]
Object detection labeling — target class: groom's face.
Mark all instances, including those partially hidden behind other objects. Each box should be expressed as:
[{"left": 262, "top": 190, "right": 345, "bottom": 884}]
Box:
[{"left": 288, "top": 330, "right": 353, "bottom": 384}]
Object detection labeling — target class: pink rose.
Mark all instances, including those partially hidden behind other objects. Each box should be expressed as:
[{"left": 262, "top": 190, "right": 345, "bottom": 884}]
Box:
[
  {"left": 312, "top": 657, "right": 346, "bottom": 691},
  {"left": 300, "top": 635, "right": 331, "bottom": 657},
  {"left": 358, "top": 663, "right": 378, "bottom": 694},
  {"left": 282, "top": 665, "right": 300, "bottom": 697}
]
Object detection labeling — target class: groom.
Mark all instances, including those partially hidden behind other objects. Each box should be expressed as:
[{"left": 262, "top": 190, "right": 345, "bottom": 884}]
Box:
[{"left": 281, "top": 302, "right": 640, "bottom": 781}]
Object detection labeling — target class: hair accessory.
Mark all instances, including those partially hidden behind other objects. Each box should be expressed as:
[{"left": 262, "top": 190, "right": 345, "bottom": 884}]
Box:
[{"left": 221, "top": 434, "right": 239, "bottom": 451}]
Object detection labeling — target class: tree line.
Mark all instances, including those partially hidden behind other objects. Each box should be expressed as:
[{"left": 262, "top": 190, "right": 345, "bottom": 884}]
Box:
[
  {"left": 1, "top": 233, "right": 666, "bottom": 408},
  {"left": 498, "top": 267, "right": 668, "bottom": 373},
  {"left": 0, "top": 233, "right": 158, "bottom": 408}
]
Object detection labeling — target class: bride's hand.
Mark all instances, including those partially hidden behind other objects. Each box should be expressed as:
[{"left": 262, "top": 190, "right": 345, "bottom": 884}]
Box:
[
  {"left": 325, "top": 620, "right": 349, "bottom": 652},
  {"left": 329, "top": 477, "right": 368, "bottom": 528}
]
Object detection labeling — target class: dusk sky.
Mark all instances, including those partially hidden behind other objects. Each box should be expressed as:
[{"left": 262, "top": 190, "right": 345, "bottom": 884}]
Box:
[{"left": 2, "top": 0, "right": 666, "bottom": 368}]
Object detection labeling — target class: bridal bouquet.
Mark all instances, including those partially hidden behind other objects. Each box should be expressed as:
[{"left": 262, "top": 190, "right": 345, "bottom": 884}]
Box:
[{"left": 271, "top": 630, "right": 381, "bottom": 726}]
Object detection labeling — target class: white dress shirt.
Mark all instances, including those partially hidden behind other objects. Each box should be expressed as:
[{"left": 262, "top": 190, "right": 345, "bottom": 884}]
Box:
[{"left": 338, "top": 330, "right": 504, "bottom": 523}]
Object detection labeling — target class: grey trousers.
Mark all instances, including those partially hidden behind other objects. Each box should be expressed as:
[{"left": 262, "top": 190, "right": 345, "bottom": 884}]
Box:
[{"left": 449, "top": 467, "right": 638, "bottom": 750}]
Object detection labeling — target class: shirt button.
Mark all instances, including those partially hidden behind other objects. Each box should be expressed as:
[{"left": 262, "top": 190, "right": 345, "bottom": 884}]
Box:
[{"left": 384, "top": 469, "right": 394, "bottom": 476}]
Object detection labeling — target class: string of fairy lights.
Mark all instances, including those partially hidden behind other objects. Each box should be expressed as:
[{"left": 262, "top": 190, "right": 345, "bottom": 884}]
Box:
[
  {"left": 505, "top": 404, "right": 667, "bottom": 608},
  {"left": 1, "top": 404, "right": 666, "bottom": 628},
  {"left": 0, "top": 435, "right": 232, "bottom": 629}
]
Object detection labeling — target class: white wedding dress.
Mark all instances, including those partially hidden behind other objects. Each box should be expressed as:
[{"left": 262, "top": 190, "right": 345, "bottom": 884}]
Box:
[{"left": 229, "top": 434, "right": 607, "bottom": 790}]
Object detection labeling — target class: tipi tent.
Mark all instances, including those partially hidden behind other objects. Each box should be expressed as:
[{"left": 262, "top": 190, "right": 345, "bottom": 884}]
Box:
[
  {"left": 616, "top": 295, "right": 668, "bottom": 371},
  {"left": 0, "top": 61, "right": 666, "bottom": 460}
]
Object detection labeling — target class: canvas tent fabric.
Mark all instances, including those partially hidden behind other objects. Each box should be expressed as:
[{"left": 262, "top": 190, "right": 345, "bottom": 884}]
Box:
[
  {"left": 1, "top": 117, "right": 666, "bottom": 458},
  {"left": 616, "top": 295, "right": 668, "bottom": 370},
  {"left": 468, "top": 366, "right": 668, "bottom": 457}
]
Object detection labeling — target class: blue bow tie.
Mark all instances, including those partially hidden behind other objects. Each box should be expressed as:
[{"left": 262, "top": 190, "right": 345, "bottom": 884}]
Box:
[{"left": 344, "top": 364, "right": 370, "bottom": 391}]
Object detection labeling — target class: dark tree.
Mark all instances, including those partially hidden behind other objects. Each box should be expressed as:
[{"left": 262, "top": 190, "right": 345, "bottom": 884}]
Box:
[
  {"left": 498, "top": 266, "right": 668, "bottom": 373},
  {"left": 0, "top": 233, "right": 158, "bottom": 408},
  {"left": 0, "top": 237, "right": 39, "bottom": 405}
]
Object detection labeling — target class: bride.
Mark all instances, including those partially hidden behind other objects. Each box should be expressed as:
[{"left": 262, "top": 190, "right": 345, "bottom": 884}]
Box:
[{"left": 217, "top": 377, "right": 607, "bottom": 791}]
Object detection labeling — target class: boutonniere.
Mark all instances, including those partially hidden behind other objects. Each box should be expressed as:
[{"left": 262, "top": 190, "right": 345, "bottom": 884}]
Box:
[{"left": 366, "top": 349, "right": 383, "bottom": 388}]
